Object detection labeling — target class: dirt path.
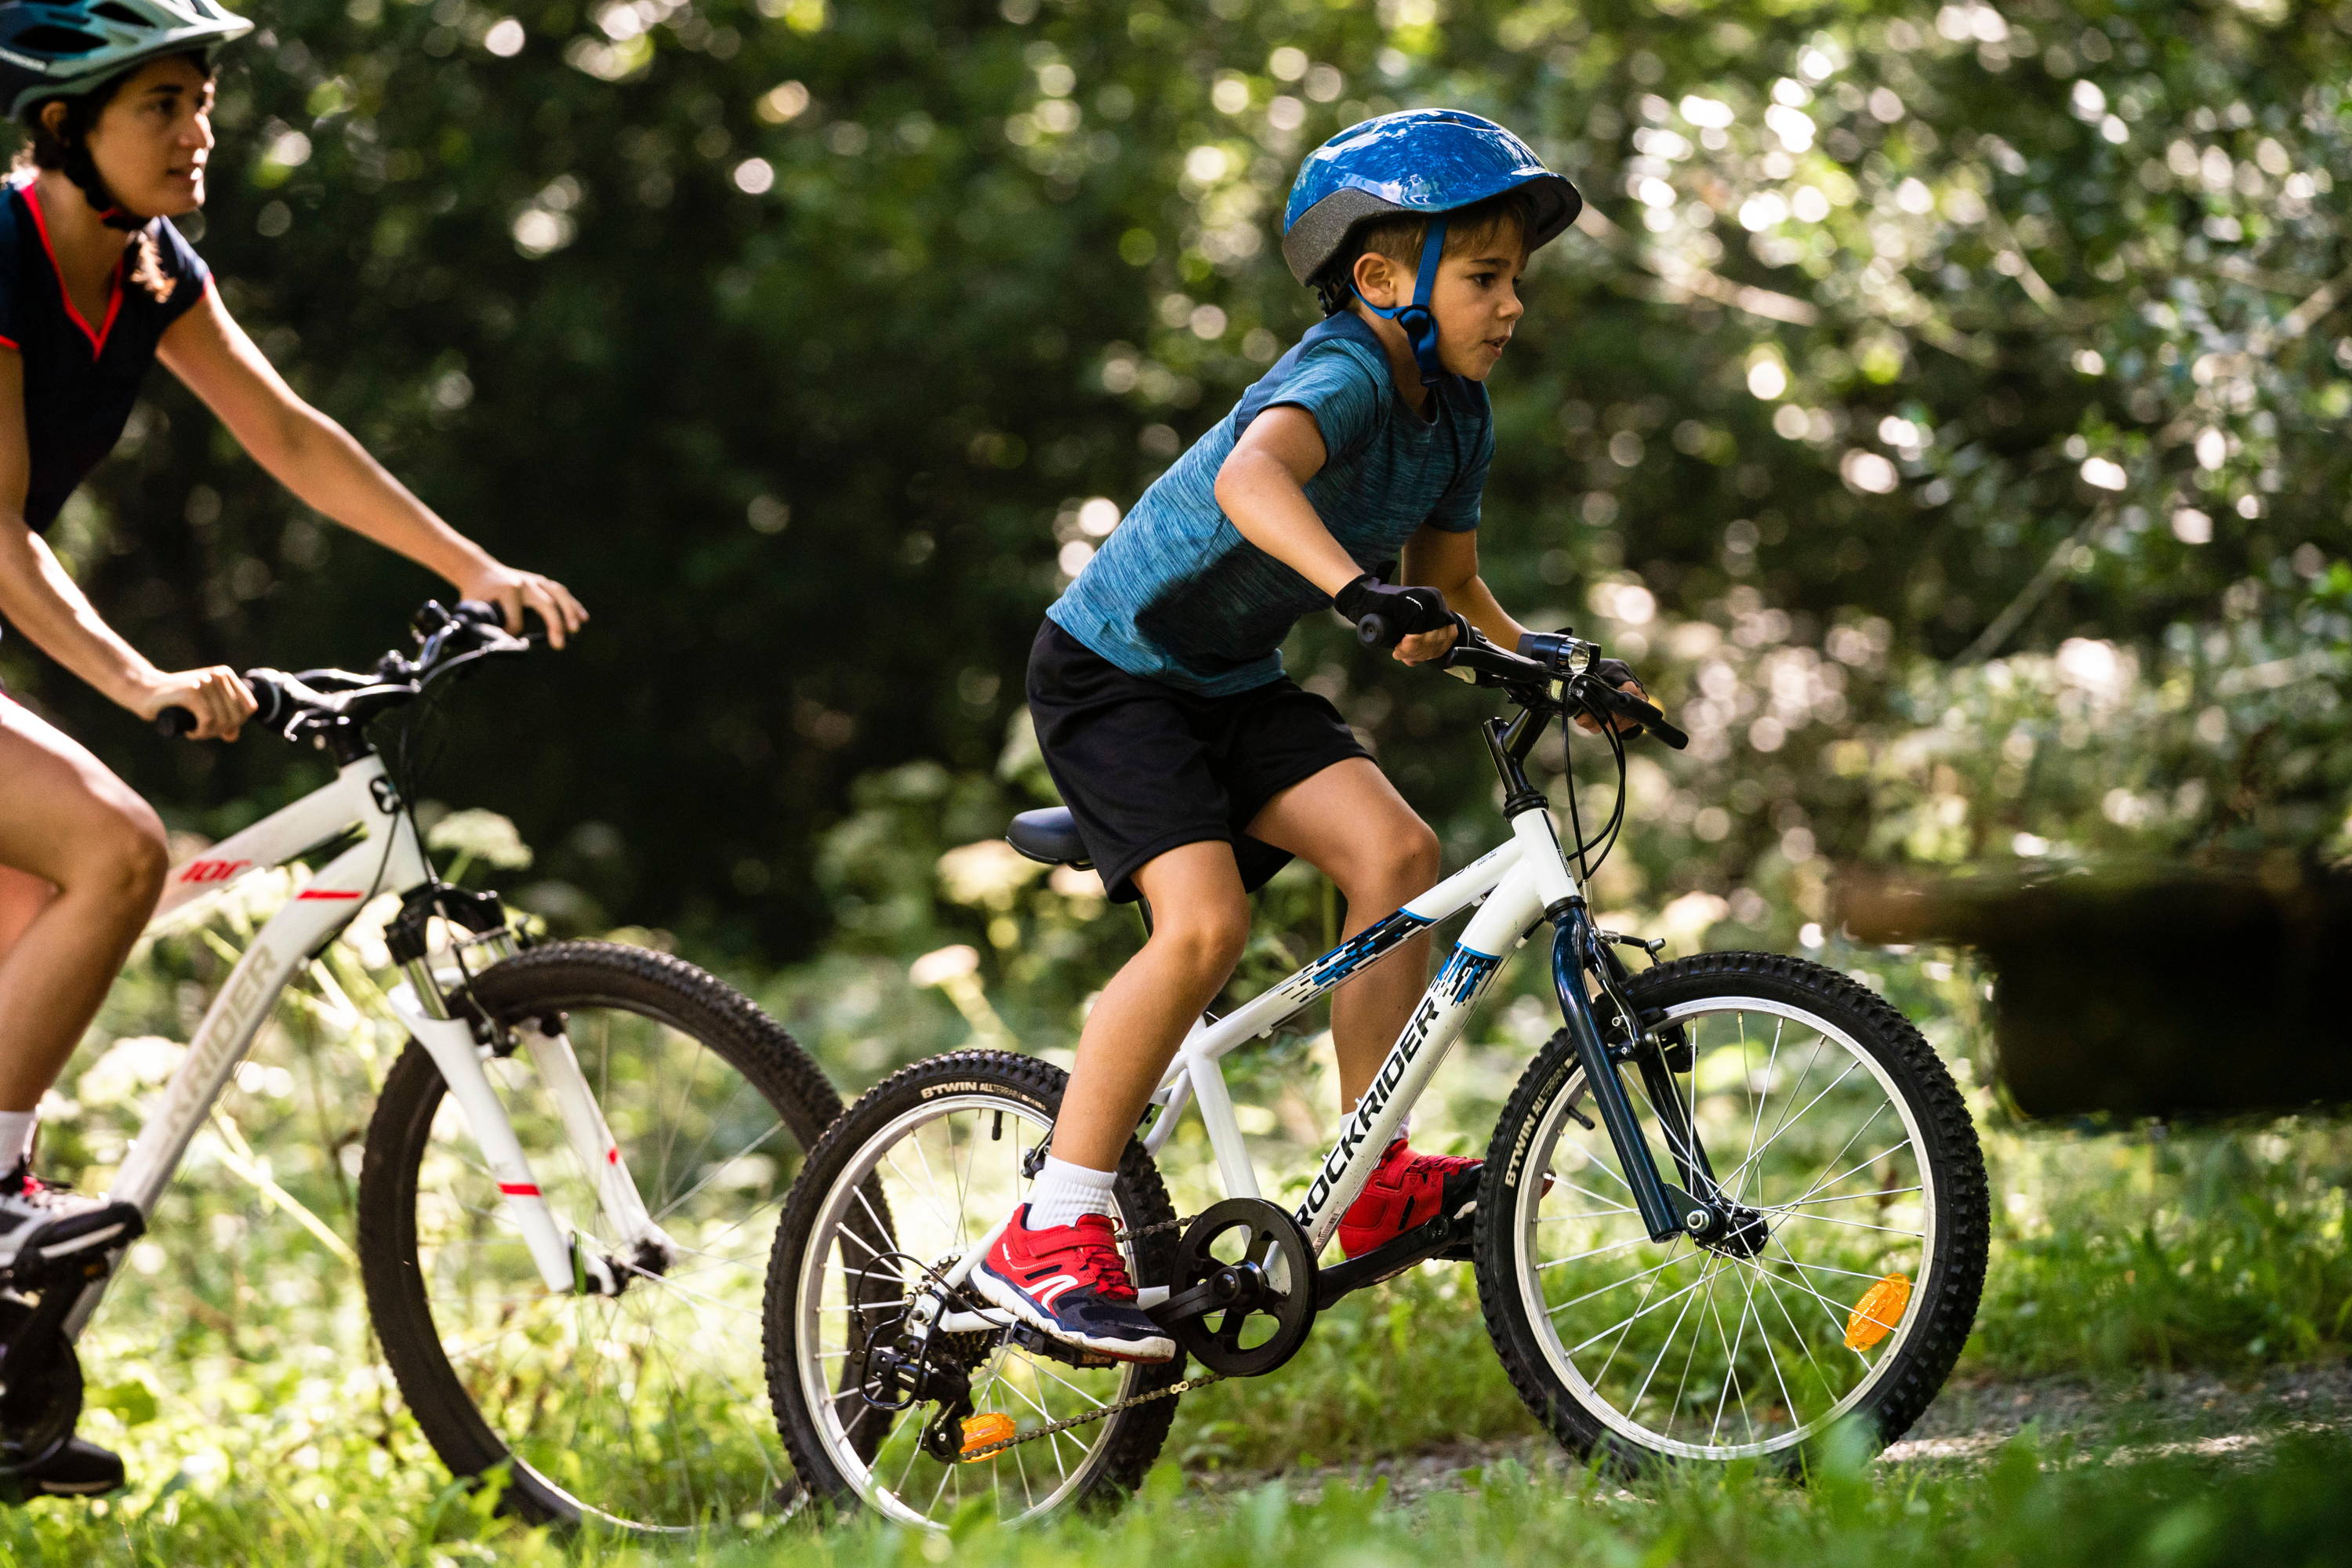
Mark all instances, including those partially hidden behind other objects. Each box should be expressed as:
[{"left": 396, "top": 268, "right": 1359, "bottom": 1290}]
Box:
[{"left": 1207, "top": 1364, "right": 2352, "bottom": 1504}]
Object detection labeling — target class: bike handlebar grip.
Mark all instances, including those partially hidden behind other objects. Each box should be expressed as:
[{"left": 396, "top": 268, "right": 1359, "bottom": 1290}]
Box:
[
  {"left": 1646, "top": 715, "right": 1691, "bottom": 750},
  {"left": 155, "top": 706, "right": 197, "bottom": 739},
  {"left": 1356, "top": 612, "right": 1394, "bottom": 648}
]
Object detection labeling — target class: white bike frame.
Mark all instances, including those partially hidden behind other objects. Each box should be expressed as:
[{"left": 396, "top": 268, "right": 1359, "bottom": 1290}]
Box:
[
  {"left": 916, "top": 804, "right": 1587, "bottom": 1331},
  {"left": 63, "top": 751, "right": 673, "bottom": 1337}
]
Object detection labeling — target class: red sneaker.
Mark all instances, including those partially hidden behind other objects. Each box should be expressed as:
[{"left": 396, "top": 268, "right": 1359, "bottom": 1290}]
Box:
[
  {"left": 972, "top": 1207, "right": 1175, "bottom": 1363},
  {"left": 1338, "top": 1138, "right": 1483, "bottom": 1258}
]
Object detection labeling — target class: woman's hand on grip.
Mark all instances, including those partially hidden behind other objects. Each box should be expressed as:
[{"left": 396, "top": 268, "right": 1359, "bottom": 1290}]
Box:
[{"left": 137, "top": 666, "right": 255, "bottom": 741}]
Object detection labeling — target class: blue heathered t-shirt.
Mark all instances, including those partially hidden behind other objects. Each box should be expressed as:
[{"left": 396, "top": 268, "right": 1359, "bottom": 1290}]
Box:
[{"left": 1048, "top": 312, "right": 1493, "bottom": 696}]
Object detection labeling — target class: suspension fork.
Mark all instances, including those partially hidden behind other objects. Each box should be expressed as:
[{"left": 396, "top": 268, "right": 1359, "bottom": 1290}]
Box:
[{"left": 1548, "top": 909, "right": 1722, "bottom": 1244}]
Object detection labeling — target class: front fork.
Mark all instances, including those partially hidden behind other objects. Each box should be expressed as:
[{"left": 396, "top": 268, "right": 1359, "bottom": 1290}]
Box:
[
  {"left": 385, "top": 904, "right": 677, "bottom": 1297},
  {"left": 1548, "top": 906, "right": 1734, "bottom": 1246}
]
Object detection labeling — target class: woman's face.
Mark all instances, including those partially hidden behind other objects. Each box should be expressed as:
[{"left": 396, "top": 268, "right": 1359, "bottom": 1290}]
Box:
[{"left": 64, "top": 55, "right": 216, "bottom": 219}]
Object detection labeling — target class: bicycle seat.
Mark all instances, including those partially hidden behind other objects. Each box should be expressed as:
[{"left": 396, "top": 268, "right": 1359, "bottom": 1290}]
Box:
[{"left": 1007, "top": 808, "right": 1091, "bottom": 869}]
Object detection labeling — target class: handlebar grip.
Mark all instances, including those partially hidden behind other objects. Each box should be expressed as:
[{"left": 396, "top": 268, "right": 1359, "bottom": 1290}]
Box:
[
  {"left": 1644, "top": 715, "right": 1691, "bottom": 750},
  {"left": 1588, "top": 683, "right": 1691, "bottom": 750},
  {"left": 155, "top": 706, "right": 197, "bottom": 739},
  {"left": 1356, "top": 612, "right": 1395, "bottom": 649}
]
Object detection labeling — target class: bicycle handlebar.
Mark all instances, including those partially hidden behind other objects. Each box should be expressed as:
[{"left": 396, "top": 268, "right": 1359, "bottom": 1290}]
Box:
[
  {"left": 1352, "top": 612, "right": 1688, "bottom": 750},
  {"left": 156, "top": 600, "right": 526, "bottom": 742}
]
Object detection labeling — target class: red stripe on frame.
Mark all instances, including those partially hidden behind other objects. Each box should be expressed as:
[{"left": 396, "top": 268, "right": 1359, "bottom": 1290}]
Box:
[
  {"left": 497, "top": 1181, "right": 541, "bottom": 1197},
  {"left": 606, "top": 1147, "right": 620, "bottom": 1165},
  {"left": 296, "top": 889, "right": 364, "bottom": 900}
]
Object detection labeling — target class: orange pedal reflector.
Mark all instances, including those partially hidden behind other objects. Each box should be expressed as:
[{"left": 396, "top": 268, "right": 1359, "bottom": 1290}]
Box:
[
  {"left": 959, "top": 1412, "right": 1018, "bottom": 1461},
  {"left": 1844, "top": 1273, "right": 1912, "bottom": 1350}
]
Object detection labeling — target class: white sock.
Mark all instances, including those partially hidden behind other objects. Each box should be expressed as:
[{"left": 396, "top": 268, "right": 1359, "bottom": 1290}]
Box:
[
  {"left": 0, "top": 1111, "right": 35, "bottom": 1172},
  {"left": 1025, "top": 1156, "right": 1116, "bottom": 1231}
]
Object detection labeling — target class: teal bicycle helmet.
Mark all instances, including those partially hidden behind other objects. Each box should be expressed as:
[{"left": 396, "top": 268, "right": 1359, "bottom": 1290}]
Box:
[{"left": 0, "top": 0, "right": 252, "bottom": 123}]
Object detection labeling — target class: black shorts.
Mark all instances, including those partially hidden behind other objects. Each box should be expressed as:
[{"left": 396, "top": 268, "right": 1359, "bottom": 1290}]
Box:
[{"left": 1026, "top": 621, "right": 1370, "bottom": 904}]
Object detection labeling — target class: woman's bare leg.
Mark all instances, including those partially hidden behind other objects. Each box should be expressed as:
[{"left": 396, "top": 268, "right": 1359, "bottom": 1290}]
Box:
[
  {"left": 1047, "top": 840, "right": 1250, "bottom": 1171},
  {"left": 1246, "top": 758, "right": 1442, "bottom": 1109},
  {"left": 0, "top": 700, "right": 169, "bottom": 1112}
]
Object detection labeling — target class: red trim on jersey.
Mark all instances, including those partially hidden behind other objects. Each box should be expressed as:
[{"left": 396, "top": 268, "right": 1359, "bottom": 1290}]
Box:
[
  {"left": 0, "top": 334, "right": 16, "bottom": 352},
  {"left": 20, "top": 183, "right": 125, "bottom": 358}
]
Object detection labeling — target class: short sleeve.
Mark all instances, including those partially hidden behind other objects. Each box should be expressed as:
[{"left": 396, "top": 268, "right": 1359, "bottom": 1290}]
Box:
[
  {"left": 151, "top": 217, "right": 212, "bottom": 327},
  {"left": 1424, "top": 412, "right": 1493, "bottom": 533},
  {"left": 1261, "top": 343, "right": 1387, "bottom": 470}
]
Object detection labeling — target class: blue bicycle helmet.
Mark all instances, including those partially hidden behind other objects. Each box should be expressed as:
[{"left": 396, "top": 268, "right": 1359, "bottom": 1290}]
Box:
[{"left": 1282, "top": 109, "right": 1581, "bottom": 387}]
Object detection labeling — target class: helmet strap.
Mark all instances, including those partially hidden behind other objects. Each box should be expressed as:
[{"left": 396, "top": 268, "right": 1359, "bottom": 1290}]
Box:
[
  {"left": 59, "top": 139, "right": 147, "bottom": 232},
  {"left": 1355, "top": 220, "right": 1450, "bottom": 389}
]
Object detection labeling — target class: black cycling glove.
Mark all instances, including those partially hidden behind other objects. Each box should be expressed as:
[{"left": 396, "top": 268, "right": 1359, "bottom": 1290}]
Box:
[{"left": 1334, "top": 574, "right": 1455, "bottom": 646}]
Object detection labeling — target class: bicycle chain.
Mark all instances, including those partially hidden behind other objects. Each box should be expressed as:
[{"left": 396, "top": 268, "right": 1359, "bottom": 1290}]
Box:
[{"left": 945, "top": 1210, "right": 1214, "bottom": 1464}]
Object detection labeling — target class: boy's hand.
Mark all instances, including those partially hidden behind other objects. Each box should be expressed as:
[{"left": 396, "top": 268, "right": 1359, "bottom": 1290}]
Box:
[
  {"left": 1334, "top": 575, "right": 1454, "bottom": 648},
  {"left": 1570, "top": 656, "right": 1650, "bottom": 735},
  {"left": 1395, "top": 622, "right": 1461, "bottom": 665}
]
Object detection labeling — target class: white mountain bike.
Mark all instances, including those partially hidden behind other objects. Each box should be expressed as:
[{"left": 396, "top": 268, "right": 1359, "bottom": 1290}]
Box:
[
  {"left": 766, "top": 619, "right": 1989, "bottom": 1528},
  {"left": 0, "top": 602, "right": 841, "bottom": 1533}
]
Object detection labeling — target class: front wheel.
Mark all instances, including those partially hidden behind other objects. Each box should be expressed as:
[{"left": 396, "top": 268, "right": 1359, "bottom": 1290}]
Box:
[
  {"left": 358, "top": 940, "right": 842, "bottom": 1531},
  {"left": 1475, "top": 951, "right": 1988, "bottom": 1471}
]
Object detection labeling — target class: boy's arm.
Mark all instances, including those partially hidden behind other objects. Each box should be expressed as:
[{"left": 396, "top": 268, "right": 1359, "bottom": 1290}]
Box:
[
  {"left": 1400, "top": 525, "right": 1530, "bottom": 651},
  {"left": 1214, "top": 407, "right": 1458, "bottom": 664},
  {"left": 1213, "top": 405, "right": 1362, "bottom": 592}
]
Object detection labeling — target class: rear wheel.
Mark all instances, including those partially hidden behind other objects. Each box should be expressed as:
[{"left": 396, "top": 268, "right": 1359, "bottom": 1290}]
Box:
[
  {"left": 358, "top": 940, "right": 841, "bottom": 1531},
  {"left": 1475, "top": 951, "right": 1988, "bottom": 1471},
  {"left": 765, "top": 1050, "right": 1182, "bottom": 1529}
]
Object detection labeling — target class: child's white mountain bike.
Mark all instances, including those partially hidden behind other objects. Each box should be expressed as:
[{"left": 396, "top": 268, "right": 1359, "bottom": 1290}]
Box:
[
  {"left": 0, "top": 602, "right": 841, "bottom": 1534},
  {"left": 765, "top": 621, "right": 1988, "bottom": 1528}
]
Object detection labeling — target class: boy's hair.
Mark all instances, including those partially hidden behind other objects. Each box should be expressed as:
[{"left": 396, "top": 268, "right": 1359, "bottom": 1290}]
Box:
[{"left": 1313, "top": 184, "right": 1543, "bottom": 316}]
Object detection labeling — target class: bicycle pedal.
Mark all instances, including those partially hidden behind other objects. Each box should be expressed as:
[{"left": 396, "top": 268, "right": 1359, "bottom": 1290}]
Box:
[{"left": 0, "top": 1204, "right": 143, "bottom": 1294}]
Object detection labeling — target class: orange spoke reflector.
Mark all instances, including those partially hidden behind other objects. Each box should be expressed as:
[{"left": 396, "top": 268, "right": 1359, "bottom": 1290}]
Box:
[
  {"left": 1844, "top": 1273, "right": 1912, "bottom": 1350},
  {"left": 959, "top": 1412, "right": 1018, "bottom": 1461}
]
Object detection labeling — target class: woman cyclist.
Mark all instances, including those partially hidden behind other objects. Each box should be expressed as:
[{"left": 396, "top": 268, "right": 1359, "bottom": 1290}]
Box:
[{"left": 0, "top": 0, "right": 585, "bottom": 1496}]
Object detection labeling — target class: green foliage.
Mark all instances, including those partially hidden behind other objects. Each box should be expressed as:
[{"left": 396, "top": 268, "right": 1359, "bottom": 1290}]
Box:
[{"left": 0, "top": 0, "right": 2340, "bottom": 954}]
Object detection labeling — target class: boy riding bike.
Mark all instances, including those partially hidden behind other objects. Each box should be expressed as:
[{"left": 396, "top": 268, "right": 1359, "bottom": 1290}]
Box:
[
  {"left": 0, "top": 0, "right": 583, "bottom": 1494},
  {"left": 976, "top": 111, "right": 1657, "bottom": 1363}
]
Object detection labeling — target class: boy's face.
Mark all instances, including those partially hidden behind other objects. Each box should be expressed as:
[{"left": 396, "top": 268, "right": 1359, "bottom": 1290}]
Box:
[{"left": 1352, "top": 216, "right": 1529, "bottom": 383}]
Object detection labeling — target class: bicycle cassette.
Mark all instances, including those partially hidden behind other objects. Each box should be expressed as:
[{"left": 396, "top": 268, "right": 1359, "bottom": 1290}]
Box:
[{"left": 1156, "top": 1198, "right": 1316, "bottom": 1377}]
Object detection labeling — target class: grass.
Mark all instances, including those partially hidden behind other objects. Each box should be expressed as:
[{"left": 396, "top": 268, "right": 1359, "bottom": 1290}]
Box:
[{"left": 6, "top": 884, "right": 2347, "bottom": 1563}]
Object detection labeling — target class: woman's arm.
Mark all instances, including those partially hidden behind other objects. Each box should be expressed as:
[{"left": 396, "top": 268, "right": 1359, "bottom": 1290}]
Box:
[
  {"left": 0, "top": 351, "right": 253, "bottom": 738},
  {"left": 157, "top": 289, "right": 586, "bottom": 645}
]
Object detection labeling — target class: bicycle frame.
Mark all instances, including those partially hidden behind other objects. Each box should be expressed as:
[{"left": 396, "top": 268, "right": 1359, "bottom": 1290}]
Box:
[
  {"left": 61, "top": 751, "right": 671, "bottom": 1338},
  {"left": 921, "top": 782, "right": 1722, "bottom": 1330}
]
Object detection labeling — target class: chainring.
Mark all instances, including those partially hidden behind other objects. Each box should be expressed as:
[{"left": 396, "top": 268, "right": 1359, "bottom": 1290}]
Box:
[
  {"left": 1163, "top": 1198, "right": 1317, "bottom": 1377},
  {"left": 0, "top": 1298, "right": 82, "bottom": 1475}
]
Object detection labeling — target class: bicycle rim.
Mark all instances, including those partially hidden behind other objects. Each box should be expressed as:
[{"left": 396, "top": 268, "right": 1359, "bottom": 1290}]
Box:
[
  {"left": 793, "top": 1094, "right": 1149, "bottom": 1529},
  {"left": 1515, "top": 996, "right": 1939, "bottom": 1459}
]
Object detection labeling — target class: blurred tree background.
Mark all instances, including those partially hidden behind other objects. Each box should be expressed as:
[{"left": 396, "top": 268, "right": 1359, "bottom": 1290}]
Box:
[{"left": 2, "top": 0, "right": 2346, "bottom": 971}]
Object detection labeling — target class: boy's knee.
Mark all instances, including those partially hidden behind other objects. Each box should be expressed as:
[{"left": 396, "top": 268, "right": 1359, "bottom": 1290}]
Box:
[
  {"left": 1338, "top": 818, "right": 1439, "bottom": 901},
  {"left": 1153, "top": 905, "right": 1250, "bottom": 978}
]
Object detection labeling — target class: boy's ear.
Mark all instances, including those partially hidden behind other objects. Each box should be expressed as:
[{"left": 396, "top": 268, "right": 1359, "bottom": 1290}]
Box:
[{"left": 1351, "top": 249, "right": 1403, "bottom": 310}]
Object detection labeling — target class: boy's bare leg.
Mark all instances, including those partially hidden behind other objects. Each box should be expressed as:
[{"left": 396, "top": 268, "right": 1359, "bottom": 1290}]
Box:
[
  {"left": 0, "top": 701, "right": 169, "bottom": 1113},
  {"left": 1247, "top": 758, "right": 1441, "bottom": 1109},
  {"left": 1047, "top": 840, "right": 1250, "bottom": 1171}
]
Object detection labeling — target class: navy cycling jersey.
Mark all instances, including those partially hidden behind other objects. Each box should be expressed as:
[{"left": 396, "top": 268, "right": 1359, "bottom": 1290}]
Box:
[
  {"left": 0, "top": 179, "right": 210, "bottom": 532},
  {"left": 1049, "top": 311, "right": 1492, "bottom": 696}
]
